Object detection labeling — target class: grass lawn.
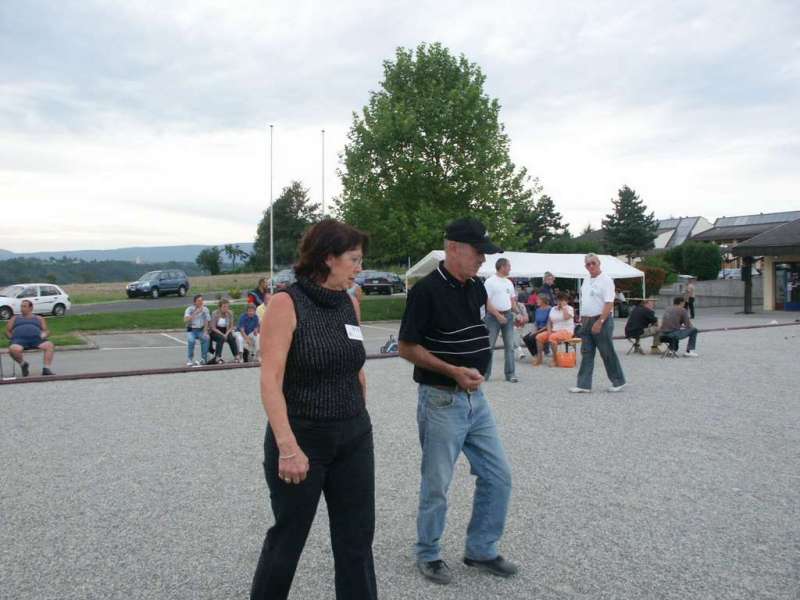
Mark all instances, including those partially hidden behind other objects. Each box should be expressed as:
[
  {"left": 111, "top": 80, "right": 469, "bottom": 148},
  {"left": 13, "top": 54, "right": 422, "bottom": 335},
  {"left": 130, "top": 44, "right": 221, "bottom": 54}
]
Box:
[{"left": 1, "top": 297, "right": 407, "bottom": 349}]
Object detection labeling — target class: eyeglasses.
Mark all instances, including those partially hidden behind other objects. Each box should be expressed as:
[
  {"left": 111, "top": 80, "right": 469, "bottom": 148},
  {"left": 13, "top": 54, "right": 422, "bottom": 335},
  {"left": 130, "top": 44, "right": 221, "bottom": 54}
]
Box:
[
  {"left": 585, "top": 261, "right": 599, "bottom": 267},
  {"left": 346, "top": 255, "right": 364, "bottom": 266}
]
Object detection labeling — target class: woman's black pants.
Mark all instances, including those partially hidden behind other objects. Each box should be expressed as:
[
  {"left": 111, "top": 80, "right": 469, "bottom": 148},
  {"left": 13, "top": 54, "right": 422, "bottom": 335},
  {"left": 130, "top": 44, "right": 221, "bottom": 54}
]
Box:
[
  {"left": 250, "top": 411, "right": 377, "bottom": 600},
  {"left": 210, "top": 330, "right": 237, "bottom": 359}
]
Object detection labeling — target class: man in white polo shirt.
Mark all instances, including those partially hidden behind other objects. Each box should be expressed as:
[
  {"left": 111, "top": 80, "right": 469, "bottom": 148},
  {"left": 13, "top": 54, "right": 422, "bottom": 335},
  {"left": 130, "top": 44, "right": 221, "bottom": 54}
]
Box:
[
  {"left": 570, "top": 253, "right": 626, "bottom": 393},
  {"left": 484, "top": 258, "right": 519, "bottom": 382}
]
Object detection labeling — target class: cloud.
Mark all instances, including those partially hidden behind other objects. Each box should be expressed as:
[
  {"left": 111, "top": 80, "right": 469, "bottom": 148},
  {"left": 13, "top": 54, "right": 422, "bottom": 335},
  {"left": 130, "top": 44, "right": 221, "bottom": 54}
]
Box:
[{"left": 0, "top": 0, "right": 798, "bottom": 251}]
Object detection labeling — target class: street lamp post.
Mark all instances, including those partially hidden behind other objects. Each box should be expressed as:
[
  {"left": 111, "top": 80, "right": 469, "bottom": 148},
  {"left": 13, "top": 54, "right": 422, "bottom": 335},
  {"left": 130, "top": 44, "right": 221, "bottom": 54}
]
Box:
[
  {"left": 321, "top": 128, "right": 326, "bottom": 217},
  {"left": 269, "top": 124, "right": 274, "bottom": 293}
]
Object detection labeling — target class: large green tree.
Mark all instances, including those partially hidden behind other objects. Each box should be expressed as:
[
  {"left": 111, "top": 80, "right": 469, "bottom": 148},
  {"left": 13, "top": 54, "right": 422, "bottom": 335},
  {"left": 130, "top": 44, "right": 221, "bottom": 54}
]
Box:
[
  {"left": 516, "top": 194, "right": 569, "bottom": 251},
  {"left": 251, "top": 181, "right": 320, "bottom": 270},
  {"left": 602, "top": 185, "right": 658, "bottom": 259},
  {"left": 337, "top": 42, "right": 535, "bottom": 264}
]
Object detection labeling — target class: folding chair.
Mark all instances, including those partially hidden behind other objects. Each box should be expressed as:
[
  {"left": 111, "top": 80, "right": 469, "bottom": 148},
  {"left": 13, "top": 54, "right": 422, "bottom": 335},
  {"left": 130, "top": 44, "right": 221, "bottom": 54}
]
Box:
[
  {"left": 660, "top": 333, "right": 679, "bottom": 358},
  {"left": 626, "top": 338, "right": 646, "bottom": 355},
  {"left": 0, "top": 352, "right": 17, "bottom": 380}
]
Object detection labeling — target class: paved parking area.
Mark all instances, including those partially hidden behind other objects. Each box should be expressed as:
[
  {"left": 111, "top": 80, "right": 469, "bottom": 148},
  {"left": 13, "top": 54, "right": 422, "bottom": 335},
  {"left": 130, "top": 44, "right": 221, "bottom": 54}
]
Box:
[
  {"left": 2, "top": 324, "right": 798, "bottom": 599},
  {"left": 0, "top": 323, "right": 402, "bottom": 378}
]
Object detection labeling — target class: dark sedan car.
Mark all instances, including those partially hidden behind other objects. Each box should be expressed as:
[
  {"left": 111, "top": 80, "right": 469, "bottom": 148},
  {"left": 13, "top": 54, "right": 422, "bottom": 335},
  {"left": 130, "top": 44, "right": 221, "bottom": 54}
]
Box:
[{"left": 356, "top": 271, "right": 406, "bottom": 295}]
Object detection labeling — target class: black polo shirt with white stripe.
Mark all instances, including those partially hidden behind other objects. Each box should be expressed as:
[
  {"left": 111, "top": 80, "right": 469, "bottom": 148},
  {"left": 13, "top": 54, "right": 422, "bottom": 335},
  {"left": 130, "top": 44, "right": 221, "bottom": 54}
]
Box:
[{"left": 399, "top": 261, "right": 490, "bottom": 386}]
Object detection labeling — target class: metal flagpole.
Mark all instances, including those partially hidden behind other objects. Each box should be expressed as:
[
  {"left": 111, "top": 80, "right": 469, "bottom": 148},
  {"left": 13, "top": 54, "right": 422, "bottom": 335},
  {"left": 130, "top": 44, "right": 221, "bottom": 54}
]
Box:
[
  {"left": 321, "top": 128, "right": 326, "bottom": 216},
  {"left": 269, "top": 124, "right": 274, "bottom": 293}
]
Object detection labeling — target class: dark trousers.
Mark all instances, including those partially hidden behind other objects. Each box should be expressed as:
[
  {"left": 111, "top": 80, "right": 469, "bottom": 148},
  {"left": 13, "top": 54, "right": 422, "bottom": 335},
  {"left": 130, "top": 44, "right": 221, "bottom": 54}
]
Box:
[
  {"left": 251, "top": 412, "right": 377, "bottom": 600},
  {"left": 688, "top": 297, "right": 695, "bottom": 319},
  {"left": 210, "top": 330, "right": 237, "bottom": 359}
]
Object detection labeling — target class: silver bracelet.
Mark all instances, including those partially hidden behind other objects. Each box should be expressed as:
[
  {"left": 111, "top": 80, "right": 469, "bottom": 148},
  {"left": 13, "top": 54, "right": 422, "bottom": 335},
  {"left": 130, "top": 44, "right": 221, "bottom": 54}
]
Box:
[{"left": 278, "top": 453, "right": 297, "bottom": 460}]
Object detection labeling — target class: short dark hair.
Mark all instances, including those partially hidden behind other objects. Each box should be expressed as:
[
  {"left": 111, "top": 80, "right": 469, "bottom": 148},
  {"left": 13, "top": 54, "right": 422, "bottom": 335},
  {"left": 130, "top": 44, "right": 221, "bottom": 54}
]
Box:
[
  {"left": 294, "top": 218, "right": 369, "bottom": 282},
  {"left": 673, "top": 296, "right": 685, "bottom": 305},
  {"left": 495, "top": 258, "right": 509, "bottom": 271},
  {"left": 21, "top": 299, "right": 33, "bottom": 309},
  {"left": 557, "top": 291, "right": 570, "bottom": 302},
  {"left": 193, "top": 294, "right": 203, "bottom": 302}
]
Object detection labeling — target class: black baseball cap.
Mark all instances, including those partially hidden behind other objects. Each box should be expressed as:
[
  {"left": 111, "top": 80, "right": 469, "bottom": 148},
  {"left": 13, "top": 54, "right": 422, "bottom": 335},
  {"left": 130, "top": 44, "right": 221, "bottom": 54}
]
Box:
[{"left": 445, "top": 218, "right": 504, "bottom": 254}]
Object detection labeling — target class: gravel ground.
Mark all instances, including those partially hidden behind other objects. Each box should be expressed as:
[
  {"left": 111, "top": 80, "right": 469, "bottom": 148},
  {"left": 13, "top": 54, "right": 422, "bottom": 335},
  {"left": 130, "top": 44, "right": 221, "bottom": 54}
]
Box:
[{"left": 1, "top": 325, "right": 799, "bottom": 599}]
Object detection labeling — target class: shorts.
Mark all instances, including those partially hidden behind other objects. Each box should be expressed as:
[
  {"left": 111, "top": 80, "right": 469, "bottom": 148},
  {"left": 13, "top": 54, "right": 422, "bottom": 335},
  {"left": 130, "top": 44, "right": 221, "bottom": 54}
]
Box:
[{"left": 11, "top": 337, "right": 43, "bottom": 351}]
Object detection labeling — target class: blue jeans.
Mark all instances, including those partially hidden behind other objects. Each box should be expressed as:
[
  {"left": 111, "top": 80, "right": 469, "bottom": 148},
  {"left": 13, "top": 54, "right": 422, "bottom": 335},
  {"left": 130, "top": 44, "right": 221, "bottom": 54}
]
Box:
[
  {"left": 576, "top": 316, "right": 626, "bottom": 390},
  {"left": 416, "top": 385, "right": 512, "bottom": 562},
  {"left": 187, "top": 329, "right": 209, "bottom": 362},
  {"left": 663, "top": 327, "right": 698, "bottom": 351},
  {"left": 485, "top": 311, "right": 515, "bottom": 380}
]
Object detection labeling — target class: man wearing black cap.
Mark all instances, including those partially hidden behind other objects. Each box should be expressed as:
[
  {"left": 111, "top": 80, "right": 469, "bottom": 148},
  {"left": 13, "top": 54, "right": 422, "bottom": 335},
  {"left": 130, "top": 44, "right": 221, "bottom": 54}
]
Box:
[{"left": 398, "top": 217, "right": 517, "bottom": 585}]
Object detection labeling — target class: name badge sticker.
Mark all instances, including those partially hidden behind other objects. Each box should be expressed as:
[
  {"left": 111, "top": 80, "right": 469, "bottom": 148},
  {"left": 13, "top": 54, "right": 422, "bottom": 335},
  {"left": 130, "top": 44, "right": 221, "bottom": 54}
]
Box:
[
  {"left": 480, "top": 304, "right": 486, "bottom": 319},
  {"left": 345, "top": 324, "right": 364, "bottom": 341}
]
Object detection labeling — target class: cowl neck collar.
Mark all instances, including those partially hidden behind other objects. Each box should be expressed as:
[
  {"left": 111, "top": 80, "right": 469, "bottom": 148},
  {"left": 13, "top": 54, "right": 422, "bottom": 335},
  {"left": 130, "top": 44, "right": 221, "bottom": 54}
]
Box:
[{"left": 295, "top": 276, "right": 349, "bottom": 309}]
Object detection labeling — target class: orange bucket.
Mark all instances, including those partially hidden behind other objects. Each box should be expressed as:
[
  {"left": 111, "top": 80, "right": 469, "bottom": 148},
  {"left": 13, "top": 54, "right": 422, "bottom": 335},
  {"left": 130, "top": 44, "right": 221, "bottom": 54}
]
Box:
[{"left": 556, "top": 352, "right": 577, "bottom": 368}]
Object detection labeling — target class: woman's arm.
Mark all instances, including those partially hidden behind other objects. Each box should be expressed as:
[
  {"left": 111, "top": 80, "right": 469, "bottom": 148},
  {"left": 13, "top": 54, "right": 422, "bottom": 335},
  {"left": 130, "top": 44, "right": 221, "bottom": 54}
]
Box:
[{"left": 259, "top": 293, "right": 308, "bottom": 483}]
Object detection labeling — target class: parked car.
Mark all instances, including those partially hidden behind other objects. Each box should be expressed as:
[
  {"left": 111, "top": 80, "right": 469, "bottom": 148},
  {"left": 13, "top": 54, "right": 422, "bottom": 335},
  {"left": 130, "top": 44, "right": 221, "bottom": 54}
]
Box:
[
  {"left": 0, "top": 283, "right": 72, "bottom": 320},
  {"left": 126, "top": 270, "right": 190, "bottom": 299},
  {"left": 270, "top": 269, "right": 296, "bottom": 290},
  {"left": 356, "top": 271, "right": 406, "bottom": 295}
]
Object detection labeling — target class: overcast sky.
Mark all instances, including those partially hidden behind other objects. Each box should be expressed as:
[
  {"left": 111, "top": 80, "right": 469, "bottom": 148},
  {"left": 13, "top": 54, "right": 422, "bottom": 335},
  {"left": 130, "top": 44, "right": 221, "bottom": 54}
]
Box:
[{"left": 1, "top": 0, "right": 799, "bottom": 252}]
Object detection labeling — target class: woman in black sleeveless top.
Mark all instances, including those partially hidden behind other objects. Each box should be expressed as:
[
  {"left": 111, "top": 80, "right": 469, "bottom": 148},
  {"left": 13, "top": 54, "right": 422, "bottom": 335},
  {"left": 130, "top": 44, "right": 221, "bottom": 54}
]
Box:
[{"left": 251, "top": 219, "right": 377, "bottom": 600}]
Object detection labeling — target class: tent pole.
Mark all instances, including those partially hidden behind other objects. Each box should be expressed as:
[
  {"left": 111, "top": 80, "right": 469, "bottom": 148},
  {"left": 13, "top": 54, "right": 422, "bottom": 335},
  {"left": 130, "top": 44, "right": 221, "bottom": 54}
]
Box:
[{"left": 642, "top": 276, "right": 646, "bottom": 299}]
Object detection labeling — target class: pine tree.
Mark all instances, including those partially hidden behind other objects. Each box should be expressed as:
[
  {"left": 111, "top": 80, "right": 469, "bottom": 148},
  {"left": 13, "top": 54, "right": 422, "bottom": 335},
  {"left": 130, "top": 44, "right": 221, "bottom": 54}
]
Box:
[
  {"left": 602, "top": 185, "right": 658, "bottom": 259},
  {"left": 517, "top": 194, "right": 569, "bottom": 251}
]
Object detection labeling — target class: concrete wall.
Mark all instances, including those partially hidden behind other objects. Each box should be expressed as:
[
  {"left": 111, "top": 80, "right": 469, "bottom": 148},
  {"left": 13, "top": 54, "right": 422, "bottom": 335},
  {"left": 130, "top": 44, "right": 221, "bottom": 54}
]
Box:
[{"left": 656, "top": 278, "right": 763, "bottom": 309}]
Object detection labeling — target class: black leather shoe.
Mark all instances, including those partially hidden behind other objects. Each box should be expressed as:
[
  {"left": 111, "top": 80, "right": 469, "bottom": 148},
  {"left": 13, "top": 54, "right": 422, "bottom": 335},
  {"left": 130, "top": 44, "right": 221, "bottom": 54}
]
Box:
[
  {"left": 463, "top": 555, "right": 518, "bottom": 577},
  {"left": 21, "top": 362, "right": 30, "bottom": 377},
  {"left": 417, "top": 559, "right": 452, "bottom": 584}
]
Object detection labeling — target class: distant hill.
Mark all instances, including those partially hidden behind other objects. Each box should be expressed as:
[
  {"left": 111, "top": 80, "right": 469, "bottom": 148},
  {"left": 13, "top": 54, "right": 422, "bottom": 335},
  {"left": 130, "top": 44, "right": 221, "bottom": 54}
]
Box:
[{"left": 2, "top": 243, "right": 255, "bottom": 264}]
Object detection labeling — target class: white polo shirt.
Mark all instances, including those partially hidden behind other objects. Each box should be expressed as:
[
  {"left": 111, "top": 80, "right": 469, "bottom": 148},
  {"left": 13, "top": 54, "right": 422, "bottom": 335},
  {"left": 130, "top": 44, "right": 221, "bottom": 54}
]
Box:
[
  {"left": 484, "top": 275, "right": 514, "bottom": 312},
  {"left": 579, "top": 272, "right": 615, "bottom": 317}
]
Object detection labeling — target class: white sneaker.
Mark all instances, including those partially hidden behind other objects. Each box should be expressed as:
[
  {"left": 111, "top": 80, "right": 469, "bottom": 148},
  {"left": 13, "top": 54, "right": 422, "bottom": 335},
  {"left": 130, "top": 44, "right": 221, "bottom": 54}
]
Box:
[
  {"left": 186, "top": 361, "right": 194, "bottom": 367},
  {"left": 568, "top": 387, "right": 591, "bottom": 393},
  {"left": 684, "top": 351, "right": 699, "bottom": 358},
  {"left": 607, "top": 383, "right": 627, "bottom": 393}
]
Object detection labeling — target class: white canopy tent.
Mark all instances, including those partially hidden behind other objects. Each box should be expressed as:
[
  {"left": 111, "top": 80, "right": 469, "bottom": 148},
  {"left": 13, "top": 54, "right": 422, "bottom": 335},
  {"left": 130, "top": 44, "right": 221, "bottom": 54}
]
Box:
[{"left": 406, "top": 250, "right": 646, "bottom": 296}]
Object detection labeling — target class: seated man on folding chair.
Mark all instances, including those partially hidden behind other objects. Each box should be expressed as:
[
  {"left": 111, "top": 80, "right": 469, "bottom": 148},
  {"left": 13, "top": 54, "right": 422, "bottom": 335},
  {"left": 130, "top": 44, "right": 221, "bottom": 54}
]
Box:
[
  {"left": 5, "top": 299, "right": 56, "bottom": 376},
  {"left": 660, "top": 297, "right": 699, "bottom": 358},
  {"left": 624, "top": 298, "right": 661, "bottom": 355}
]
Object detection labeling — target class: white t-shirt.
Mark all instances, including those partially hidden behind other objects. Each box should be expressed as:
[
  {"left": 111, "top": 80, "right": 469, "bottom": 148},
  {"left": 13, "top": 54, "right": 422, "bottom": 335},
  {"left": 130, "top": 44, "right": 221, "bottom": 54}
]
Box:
[
  {"left": 549, "top": 305, "right": 575, "bottom": 333},
  {"left": 484, "top": 275, "right": 514, "bottom": 312},
  {"left": 580, "top": 272, "right": 615, "bottom": 317}
]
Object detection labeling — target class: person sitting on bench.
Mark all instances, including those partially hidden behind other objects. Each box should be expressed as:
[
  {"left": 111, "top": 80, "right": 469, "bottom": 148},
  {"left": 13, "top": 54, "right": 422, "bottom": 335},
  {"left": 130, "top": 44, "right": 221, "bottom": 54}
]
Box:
[
  {"left": 234, "top": 302, "right": 261, "bottom": 363},
  {"left": 533, "top": 292, "right": 575, "bottom": 366},
  {"left": 5, "top": 299, "right": 56, "bottom": 376},
  {"left": 660, "top": 296, "right": 700, "bottom": 358},
  {"left": 209, "top": 299, "right": 239, "bottom": 363},
  {"left": 624, "top": 298, "right": 661, "bottom": 354}
]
